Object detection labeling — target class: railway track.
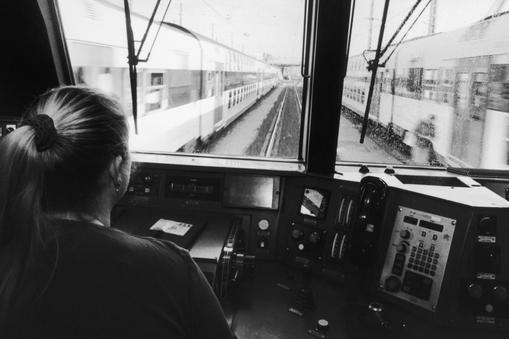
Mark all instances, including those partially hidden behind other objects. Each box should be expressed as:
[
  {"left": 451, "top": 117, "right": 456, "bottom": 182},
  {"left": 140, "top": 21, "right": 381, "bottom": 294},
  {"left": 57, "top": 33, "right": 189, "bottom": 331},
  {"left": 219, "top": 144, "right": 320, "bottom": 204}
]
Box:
[{"left": 261, "top": 87, "right": 289, "bottom": 157}]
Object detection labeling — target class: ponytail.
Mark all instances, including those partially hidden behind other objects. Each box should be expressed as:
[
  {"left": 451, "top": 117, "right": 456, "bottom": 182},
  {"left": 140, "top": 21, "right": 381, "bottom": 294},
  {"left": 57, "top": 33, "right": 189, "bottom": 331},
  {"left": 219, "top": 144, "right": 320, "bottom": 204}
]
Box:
[
  {"left": 0, "top": 86, "right": 128, "bottom": 322},
  {"left": 0, "top": 127, "right": 55, "bottom": 319}
]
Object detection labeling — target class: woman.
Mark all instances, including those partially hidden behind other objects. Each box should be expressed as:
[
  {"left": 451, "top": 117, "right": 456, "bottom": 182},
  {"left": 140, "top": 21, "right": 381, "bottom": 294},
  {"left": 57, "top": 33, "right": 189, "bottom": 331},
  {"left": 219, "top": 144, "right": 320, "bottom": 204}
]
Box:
[{"left": 0, "top": 86, "right": 233, "bottom": 338}]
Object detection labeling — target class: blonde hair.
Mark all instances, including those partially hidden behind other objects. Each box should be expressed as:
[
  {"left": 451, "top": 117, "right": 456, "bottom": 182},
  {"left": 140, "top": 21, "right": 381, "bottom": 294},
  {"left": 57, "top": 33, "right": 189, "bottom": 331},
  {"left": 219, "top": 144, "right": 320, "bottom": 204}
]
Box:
[{"left": 0, "top": 86, "right": 128, "bottom": 320}]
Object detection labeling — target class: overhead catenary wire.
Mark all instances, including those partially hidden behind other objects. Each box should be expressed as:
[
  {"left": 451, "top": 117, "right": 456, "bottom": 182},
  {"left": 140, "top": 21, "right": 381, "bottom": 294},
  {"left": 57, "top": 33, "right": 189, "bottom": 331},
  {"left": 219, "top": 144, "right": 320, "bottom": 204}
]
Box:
[
  {"left": 135, "top": 0, "right": 162, "bottom": 60},
  {"left": 377, "top": 0, "right": 423, "bottom": 63},
  {"left": 381, "top": 0, "right": 433, "bottom": 67},
  {"left": 139, "top": 0, "right": 173, "bottom": 62}
]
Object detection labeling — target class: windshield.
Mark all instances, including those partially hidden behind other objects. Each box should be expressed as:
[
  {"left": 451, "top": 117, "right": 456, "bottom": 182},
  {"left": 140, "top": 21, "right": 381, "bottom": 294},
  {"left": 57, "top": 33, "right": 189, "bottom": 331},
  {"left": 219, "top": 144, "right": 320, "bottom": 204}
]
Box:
[
  {"left": 339, "top": 0, "right": 509, "bottom": 169},
  {"left": 57, "top": 0, "right": 304, "bottom": 159}
]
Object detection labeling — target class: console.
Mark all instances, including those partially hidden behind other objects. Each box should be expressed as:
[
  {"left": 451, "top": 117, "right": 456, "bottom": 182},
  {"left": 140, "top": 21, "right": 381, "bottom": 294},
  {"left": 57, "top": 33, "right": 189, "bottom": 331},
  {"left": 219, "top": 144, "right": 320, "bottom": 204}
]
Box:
[{"left": 380, "top": 206, "right": 456, "bottom": 311}]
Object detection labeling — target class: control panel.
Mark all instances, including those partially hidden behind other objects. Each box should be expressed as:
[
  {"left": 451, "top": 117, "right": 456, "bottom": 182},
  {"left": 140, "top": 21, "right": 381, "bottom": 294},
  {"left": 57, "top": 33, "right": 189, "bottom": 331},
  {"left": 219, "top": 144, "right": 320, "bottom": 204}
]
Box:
[
  {"left": 380, "top": 206, "right": 456, "bottom": 311},
  {"left": 461, "top": 215, "right": 509, "bottom": 322}
]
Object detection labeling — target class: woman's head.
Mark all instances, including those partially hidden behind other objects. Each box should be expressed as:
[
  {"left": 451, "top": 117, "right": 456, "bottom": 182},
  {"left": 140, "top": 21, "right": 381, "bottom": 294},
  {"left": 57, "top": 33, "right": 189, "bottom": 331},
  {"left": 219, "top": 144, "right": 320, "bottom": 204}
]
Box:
[
  {"left": 0, "top": 86, "right": 130, "bottom": 314},
  {"left": 2, "top": 86, "right": 130, "bottom": 217}
]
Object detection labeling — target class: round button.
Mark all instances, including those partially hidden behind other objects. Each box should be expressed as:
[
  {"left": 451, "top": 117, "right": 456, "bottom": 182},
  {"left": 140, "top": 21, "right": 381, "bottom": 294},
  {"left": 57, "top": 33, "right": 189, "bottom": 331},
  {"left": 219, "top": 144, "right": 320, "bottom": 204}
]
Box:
[
  {"left": 258, "top": 219, "right": 270, "bottom": 231},
  {"left": 400, "top": 230, "right": 411, "bottom": 239},
  {"left": 309, "top": 231, "right": 321, "bottom": 244},
  {"left": 317, "top": 319, "right": 329, "bottom": 332},
  {"left": 467, "top": 283, "right": 483, "bottom": 299},
  {"left": 298, "top": 243, "right": 305, "bottom": 251},
  {"left": 485, "top": 304, "right": 494, "bottom": 313},
  {"left": 479, "top": 217, "right": 495, "bottom": 234},
  {"left": 396, "top": 243, "right": 407, "bottom": 253},
  {"left": 385, "top": 276, "right": 401, "bottom": 292},
  {"left": 292, "top": 229, "right": 304, "bottom": 240},
  {"left": 493, "top": 286, "right": 509, "bottom": 302}
]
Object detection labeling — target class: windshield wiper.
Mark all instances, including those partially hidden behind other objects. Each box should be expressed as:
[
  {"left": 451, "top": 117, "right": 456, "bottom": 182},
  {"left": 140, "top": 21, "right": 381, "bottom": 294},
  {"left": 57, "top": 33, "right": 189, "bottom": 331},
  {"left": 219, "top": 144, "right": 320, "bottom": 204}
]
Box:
[
  {"left": 359, "top": 0, "right": 432, "bottom": 143},
  {"left": 359, "top": 0, "right": 390, "bottom": 143},
  {"left": 123, "top": 0, "right": 172, "bottom": 134}
]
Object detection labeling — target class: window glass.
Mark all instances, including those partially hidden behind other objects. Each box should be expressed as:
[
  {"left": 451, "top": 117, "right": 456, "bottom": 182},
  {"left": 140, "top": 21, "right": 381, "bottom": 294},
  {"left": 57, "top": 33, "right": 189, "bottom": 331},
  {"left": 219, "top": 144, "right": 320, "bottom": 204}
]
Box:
[
  {"left": 339, "top": 0, "right": 509, "bottom": 169},
  {"left": 58, "top": 0, "right": 304, "bottom": 158}
]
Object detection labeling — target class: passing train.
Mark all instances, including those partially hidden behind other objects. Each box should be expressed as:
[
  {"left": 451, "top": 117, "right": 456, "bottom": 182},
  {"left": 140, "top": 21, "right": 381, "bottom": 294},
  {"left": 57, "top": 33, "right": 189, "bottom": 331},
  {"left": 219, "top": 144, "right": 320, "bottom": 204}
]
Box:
[
  {"left": 59, "top": 0, "right": 280, "bottom": 153},
  {"left": 5, "top": 0, "right": 509, "bottom": 338},
  {"left": 342, "top": 11, "right": 509, "bottom": 169}
]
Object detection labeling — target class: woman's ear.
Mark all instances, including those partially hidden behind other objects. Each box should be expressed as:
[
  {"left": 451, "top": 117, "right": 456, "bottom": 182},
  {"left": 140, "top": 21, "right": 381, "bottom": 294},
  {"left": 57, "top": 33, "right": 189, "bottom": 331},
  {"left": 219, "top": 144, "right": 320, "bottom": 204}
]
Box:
[{"left": 108, "top": 155, "right": 124, "bottom": 191}]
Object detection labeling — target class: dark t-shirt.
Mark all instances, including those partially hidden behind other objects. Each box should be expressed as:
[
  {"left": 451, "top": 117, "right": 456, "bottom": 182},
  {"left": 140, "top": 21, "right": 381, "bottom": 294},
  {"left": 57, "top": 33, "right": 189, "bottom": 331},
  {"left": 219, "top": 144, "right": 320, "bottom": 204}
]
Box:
[{"left": 3, "top": 220, "right": 233, "bottom": 339}]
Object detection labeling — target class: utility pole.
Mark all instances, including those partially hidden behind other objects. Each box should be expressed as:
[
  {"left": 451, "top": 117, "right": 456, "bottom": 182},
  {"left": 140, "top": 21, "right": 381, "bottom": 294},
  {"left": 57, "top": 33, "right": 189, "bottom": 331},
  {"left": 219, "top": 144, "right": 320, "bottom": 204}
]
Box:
[
  {"left": 367, "top": 0, "right": 375, "bottom": 49},
  {"left": 427, "top": 0, "right": 437, "bottom": 35}
]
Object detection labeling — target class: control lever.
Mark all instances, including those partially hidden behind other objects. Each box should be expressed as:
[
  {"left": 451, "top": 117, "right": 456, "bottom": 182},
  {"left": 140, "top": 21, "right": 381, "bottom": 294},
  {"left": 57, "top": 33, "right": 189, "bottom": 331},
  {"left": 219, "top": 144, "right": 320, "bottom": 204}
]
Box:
[
  {"left": 232, "top": 253, "right": 255, "bottom": 282},
  {"left": 289, "top": 265, "right": 315, "bottom": 315},
  {"left": 368, "top": 302, "right": 391, "bottom": 330}
]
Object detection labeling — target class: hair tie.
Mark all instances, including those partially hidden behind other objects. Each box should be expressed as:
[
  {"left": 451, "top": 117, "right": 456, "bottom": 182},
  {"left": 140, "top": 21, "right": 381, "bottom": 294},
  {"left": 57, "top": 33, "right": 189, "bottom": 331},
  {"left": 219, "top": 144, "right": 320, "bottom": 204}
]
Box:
[{"left": 23, "top": 114, "right": 58, "bottom": 152}]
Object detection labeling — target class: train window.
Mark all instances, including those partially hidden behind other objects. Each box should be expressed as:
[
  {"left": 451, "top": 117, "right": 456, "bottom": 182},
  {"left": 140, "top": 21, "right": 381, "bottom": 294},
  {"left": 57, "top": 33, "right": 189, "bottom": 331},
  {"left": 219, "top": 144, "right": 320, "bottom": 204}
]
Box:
[
  {"left": 423, "top": 69, "right": 438, "bottom": 100},
  {"left": 57, "top": 0, "right": 304, "bottom": 159},
  {"left": 151, "top": 73, "right": 164, "bottom": 86},
  {"left": 338, "top": 0, "right": 509, "bottom": 169}
]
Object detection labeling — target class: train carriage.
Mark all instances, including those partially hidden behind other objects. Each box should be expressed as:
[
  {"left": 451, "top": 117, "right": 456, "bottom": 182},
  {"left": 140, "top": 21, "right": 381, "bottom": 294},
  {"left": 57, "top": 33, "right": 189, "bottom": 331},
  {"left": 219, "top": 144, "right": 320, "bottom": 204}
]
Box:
[
  {"left": 342, "top": 11, "right": 509, "bottom": 169},
  {"left": 60, "top": 0, "right": 280, "bottom": 153}
]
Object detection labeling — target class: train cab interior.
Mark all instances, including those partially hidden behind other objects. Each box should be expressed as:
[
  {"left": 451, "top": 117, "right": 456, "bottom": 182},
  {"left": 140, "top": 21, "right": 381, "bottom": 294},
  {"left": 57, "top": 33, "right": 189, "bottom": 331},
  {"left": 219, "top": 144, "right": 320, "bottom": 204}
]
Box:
[{"left": 3, "top": 0, "right": 509, "bottom": 338}]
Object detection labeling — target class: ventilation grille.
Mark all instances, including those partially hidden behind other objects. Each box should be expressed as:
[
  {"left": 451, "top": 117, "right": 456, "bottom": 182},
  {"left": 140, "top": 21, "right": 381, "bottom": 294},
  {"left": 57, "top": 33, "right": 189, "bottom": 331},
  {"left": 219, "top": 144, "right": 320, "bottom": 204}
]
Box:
[
  {"left": 337, "top": 196, "right": 355, "bottom": 228},
  {"left": 85, "top": 1, "right": 99, "bottom": 21}
]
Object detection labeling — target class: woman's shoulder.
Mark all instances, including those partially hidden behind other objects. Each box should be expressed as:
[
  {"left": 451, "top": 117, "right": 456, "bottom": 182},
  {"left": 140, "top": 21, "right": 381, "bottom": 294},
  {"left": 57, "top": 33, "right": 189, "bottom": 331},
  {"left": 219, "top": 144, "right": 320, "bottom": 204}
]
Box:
[{"left": 55, "top": 219, "right": 193, "bottom": 273}]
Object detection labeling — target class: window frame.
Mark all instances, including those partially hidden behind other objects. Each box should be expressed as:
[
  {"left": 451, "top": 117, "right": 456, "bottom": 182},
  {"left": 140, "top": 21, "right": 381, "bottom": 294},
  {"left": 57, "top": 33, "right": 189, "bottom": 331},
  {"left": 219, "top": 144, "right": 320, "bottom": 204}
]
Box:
[{"left": 44, "top": 0, "right": 352, "bottom": 176}]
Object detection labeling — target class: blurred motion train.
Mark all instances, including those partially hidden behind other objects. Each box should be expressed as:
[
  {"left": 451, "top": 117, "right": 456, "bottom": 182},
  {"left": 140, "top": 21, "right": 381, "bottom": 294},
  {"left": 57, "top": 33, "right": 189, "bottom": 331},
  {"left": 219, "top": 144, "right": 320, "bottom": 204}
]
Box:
[
  {"left": 7, "top": 0, "right": 509, "bottom": 337},
  {"left": 58, "top": 0, "right": 280, "bottom": 152},
  {"left": 342, "top": 11, "right": 509, "bottom": 169}
]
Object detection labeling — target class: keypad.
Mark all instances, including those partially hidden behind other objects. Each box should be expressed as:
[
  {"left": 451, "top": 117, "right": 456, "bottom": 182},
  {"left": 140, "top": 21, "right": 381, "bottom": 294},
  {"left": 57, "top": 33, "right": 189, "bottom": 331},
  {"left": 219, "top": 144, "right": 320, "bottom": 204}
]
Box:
[
  {"left": 409, "top": 245, "right": 439, "bottom": 276},
  {"left": 391, "top": 253, "right": 406, "bottom": 276}
]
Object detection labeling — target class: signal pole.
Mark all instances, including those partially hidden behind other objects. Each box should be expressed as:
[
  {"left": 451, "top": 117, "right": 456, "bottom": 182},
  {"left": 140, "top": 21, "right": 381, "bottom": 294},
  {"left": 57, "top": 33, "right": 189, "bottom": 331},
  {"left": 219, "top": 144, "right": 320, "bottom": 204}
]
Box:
[
  {"left": 427, "top": 0, "right": 437, "bottom": 35},
  {"left": 367, "top": 0, "right": 375, "bottom": 49}
]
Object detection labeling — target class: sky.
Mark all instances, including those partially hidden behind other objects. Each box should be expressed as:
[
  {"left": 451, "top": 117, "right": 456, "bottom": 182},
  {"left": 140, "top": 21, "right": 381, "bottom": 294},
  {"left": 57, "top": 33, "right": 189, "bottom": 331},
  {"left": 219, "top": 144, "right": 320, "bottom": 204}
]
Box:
[
  {"left": 125, "top": 0, "right": 306, "bottom": 62},
  {"left": 111, "top": 0, "right": 509, "bottom": 62},
  {"left": 349, "top": 0, "right": 509, "bottom": 56}
]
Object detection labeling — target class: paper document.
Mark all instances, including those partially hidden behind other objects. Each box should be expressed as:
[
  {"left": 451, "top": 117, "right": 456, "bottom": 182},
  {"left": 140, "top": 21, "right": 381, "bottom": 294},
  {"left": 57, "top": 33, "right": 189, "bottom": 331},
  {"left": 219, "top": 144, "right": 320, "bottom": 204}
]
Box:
[{"left": 150, "top": 219, "right": 193, "bottom": 236}]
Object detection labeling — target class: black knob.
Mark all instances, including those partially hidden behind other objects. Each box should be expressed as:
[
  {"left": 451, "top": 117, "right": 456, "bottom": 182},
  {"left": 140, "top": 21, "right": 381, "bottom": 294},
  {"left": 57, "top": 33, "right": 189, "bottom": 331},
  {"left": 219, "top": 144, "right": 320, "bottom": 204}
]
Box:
[
  {"left": 396, "top": 243, "right": 407, "bottom": 253},
  {"left": 400, "top": 230, "right": 411, "bottom": 239},
  {"left": 292, "top": 229, "right": 304, "bottom": 240},
  {"left": 384, "top": 276, "right": 401, "bottom": 292},
  {"left": 384, "top": 166, "right": 395, "bottom": 174},
  {"left": 478, "top": 217, "right": 496, "bottom": 236},
  {"left": 493, "top": 286, "right": 509, "bottom": 302},
  {"left": 309, "top": 231, "right": 321, "bottom": 244},
  {"left": 316, "top": 319, "right": 329, "bottom": 332},
  {"left": 359, "top": 165, "right": 370, "bottom": 174},
  {"left": 368, "top": 302, "right": 391, "bottom": 330},
  {"left": 467, "top": 283, "right": 483, "bottom": 299},
  {"left": 358, "top": 214, "right": 367, "bottom": 225}
]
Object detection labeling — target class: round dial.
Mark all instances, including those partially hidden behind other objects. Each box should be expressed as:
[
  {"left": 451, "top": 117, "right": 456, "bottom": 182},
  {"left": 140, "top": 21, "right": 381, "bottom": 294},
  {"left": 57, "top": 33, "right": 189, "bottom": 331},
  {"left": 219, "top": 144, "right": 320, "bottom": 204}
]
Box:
[{"left": 258, "top": 219, "right": 270, "bottom": 231}]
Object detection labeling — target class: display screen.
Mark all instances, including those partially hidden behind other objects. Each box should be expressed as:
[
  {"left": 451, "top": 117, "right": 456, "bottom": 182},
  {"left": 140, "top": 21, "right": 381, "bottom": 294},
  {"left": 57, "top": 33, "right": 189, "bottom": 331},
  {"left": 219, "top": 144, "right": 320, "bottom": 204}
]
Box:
[
  {"left": 300, "top": 187, "right": 329, "bottom": 219},
  {"left": 419, "top": 220, "right": 444, "bottom": 233},
  {"left": 403, "top": 216, "right": 418, "bottom": 225},
  {"left": 223, "top": 175, "right": 280, "bottom": 209}
]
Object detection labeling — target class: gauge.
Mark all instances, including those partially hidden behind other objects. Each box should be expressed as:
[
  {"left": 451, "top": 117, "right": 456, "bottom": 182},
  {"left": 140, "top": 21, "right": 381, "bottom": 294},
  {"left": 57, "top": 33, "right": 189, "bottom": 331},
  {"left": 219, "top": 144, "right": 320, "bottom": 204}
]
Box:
[{"left": 257, "top": 219, "right": 270, "bottom": 231}]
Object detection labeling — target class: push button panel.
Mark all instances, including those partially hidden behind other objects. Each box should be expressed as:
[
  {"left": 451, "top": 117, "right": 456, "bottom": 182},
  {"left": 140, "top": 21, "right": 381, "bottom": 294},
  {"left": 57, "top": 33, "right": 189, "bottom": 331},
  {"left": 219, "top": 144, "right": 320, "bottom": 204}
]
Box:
[{"left": 380, "top": 206, "right": 456, "bottom": 312}]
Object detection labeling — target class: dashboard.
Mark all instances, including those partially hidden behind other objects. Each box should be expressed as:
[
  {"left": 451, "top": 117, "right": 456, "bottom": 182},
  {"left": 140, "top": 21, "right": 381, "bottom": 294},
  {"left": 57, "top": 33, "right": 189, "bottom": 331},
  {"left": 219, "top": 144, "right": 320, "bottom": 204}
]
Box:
[
  {"left": 3, "top": 1, "right": 509, "bottom": 338},
  {"left": 110, "top": 155, "right": 509, "bottom": 338}
]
